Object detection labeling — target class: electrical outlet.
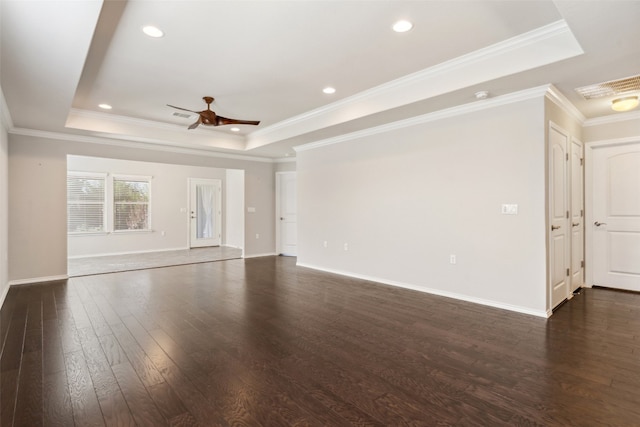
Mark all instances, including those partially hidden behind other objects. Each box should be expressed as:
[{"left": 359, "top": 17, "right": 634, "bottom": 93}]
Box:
[
  {"left": 450, "top": 254, "right": 457, "bottom": 264},
  {"left": 343, "top": 243, "right": 348, "bottom": 251},
  {"left": 255, "top": 233, "right": 260, "bottom": 239},
  {"left": 323, "top": 241, "right": 328, "bottom": 248}
]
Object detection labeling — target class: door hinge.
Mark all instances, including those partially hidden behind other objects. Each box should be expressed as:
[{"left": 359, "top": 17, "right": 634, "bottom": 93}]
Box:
[
  {"left": 566, "top": 153, "right": 569, "bottom": 161},
  {"left": 581, "top": 260, "right": 584, "bottom": 268},
  {"left": 580, "top": 158, "right": 584, "bottom": 166},
  {"left": 566, "top": 211, "right": 569, "bottom": 219},
  {"left": 581, "top": 209, "right": 583, "bottom": 217},
  {"left": 566, "top": 268, "right": 570, "bottom": 276}
]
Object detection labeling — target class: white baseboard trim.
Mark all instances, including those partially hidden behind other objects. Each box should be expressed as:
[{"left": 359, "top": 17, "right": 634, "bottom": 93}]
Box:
[
  {"left": 9, "top": 274, "right": 69, "bottom": 287},
  {"left": 297, "top": 262, "right": 550, "bottom": 318},
  {"left": 243, "top": 252, "right": 277, "bottom": 259},
  {"left": 0, "top": 284, "right": 9, "bottom": 310},
  {"left": 68, "top": 246, "right": 190, "bottom": 259}
]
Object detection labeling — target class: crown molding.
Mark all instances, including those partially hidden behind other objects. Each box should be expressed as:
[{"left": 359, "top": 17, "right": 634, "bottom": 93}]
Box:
[
  {"left": 250, "top": 19, "right": 582, "bottom": 150},
  {"left": 583, "top": 109, "right": 640, "bottom": 127},
  {"left": 545, "top": 84, "right": 586, "bottom": 123},
  {"left": 68, "top": 108, "right": 218, "bottom": 135},
  {"left": 295, "top": 85, "right": 551, "bottom": 153},
  {"left": 274, "top": 156, "right": 296, "bottom": 163},
  {"left": 9, "top": 128, "right": 275, "bottom": 163},
  {"left": 67, "top": 108, "right": 248, "bottom": 151}
]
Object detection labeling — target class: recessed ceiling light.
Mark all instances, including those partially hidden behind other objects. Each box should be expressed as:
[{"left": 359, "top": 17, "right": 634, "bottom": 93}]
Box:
[
  {"left": 393, "top": 20, "right": 413, "bottom": 33},
  {"left": 142, "top": 25, "right": 164, "bottom": 38},
  {"left": 611, "top": 96, "right": 639, "bottom": 112},
  {"left": 323, "top": 87, "right": 336, "bottom": 94},
  {"left": 98, "top": 103, "right": 112, "bottom": 110},
  {"left": 230, "top": 127, "right": 240, "bottom": 132}
]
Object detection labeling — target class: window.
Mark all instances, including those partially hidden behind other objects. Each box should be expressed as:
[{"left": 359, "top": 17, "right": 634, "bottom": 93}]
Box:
[
  {"left": 113, "top": 177, "right": 150, "bottom": 231},
  {"left": 67, "top": 172, "right": 151, "bottom": 234},
  {"left": 67, "top": 173, "right": 106, "bottom": 233}
]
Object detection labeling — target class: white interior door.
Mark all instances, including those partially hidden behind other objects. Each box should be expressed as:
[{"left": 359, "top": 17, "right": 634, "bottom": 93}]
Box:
[
  {"left": 276, "top": 172, "right": 297, "bottom": 256},
  {"left": 570, "top": 137, "right": 584, "bottom": 292},
  {"left": 189, "top": 178, "right": 221, "bottom": 248},
  {"left": 549, "top": 124, "right": 570, "bottom": 309},
  {"left": 591, "top": 142, "right": 640, "bottom": 291}
]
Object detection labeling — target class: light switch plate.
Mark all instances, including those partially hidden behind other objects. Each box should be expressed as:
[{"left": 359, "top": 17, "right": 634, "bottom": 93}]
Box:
[{"left": 501, "top": 204, "right": 518, "bottom": 215}]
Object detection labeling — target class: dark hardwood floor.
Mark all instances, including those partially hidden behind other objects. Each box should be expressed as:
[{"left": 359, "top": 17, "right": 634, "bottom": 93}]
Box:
[{"left": 2, "top": 256, "right": 640, "bottom": 426}]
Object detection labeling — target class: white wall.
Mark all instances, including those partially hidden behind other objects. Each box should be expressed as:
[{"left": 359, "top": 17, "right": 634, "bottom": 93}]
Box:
[
  {"left": 67, "top": 155, "right": 227, "bottom": 257},
  {"left": 582, "top": 113, "right": 640, "bottom": 143},
  {"left": 0, "top": 106, "right": 8, "bottom": 305},
  {"left": 297, "top": 97, "right": 548, "bottom": 316},
  {"left": 275, "top": 159, "right": 296, "bottom": 172},
  {"left": 8, "top": 133, "right": 276, "bottom": 283},
  {"left": 225, "top": 169, "right": 245, "bottom": 250}
]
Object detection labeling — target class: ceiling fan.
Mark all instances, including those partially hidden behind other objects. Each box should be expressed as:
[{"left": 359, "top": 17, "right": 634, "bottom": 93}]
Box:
[{"left": 167, "top": 96, "right": 260, "bottom": 130}]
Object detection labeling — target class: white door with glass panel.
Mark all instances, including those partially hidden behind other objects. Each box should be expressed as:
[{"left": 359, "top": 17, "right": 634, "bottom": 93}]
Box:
[
  {"left": 590, "top": 142, "right": 640, "bottom": 292},
  {"left": 189, "top": 178, "right": 222, "bottom": 248}
]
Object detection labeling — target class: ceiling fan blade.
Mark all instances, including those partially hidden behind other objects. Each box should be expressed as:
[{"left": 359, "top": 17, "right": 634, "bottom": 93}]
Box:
[
  {"left": 167, "top": 104, "right": 199, "bottom": 114},
  {"left": 215, "top": 115, "right": 260, "bottom": 126},
  {"left": 188, "top": 116, "right": 202, "bottom": 130}
]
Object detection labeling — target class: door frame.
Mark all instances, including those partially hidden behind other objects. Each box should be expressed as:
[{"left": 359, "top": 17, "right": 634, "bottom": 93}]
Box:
[
  {"left": 188, "top": 178, "right": 222, "bottom": 248},
  {"left": 275, "top": 171, "right": 297, "bottom": 256},
  {"left": 570, "top": 136, "right": 584, "bottom": 293},
  {"left": 548, "top": 121, "right": 571, "bottom": 310},
  {"left": 584, "top": 136, "right": 640, "bottom": 288}
]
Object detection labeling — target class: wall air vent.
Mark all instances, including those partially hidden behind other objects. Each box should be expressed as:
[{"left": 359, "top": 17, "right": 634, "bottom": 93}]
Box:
[
  {"left": 173, "top": 112, "right": 191, "bottom": 118},
  {"left": 575, "top": 74, "right": 640, "bottom": 99}
]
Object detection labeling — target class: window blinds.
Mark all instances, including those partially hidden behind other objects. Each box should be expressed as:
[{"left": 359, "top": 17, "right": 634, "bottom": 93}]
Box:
[
  {"left": 113, "top": 178, "right": 150, "bottom": 231},
  {"left": 67, "top": 175, "right": 105, "bottom": 233}
]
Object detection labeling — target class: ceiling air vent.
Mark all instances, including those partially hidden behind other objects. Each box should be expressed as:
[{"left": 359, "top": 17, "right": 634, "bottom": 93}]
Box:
[
  {"left": 575, "top": 74, "right": 640, "bottom": 99},
  {"left": 173, "top": 112, "right": 191, "bottom": 119}
]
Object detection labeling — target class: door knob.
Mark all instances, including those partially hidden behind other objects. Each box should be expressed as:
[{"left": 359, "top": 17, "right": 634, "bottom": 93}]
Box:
[
  {"left": 572, "top": 222, "right": 580, "bottom": 227},
  {"left": 551, "top": 225, "right": 561, "bottom": 231},
  {"left": 280, "top": 217, "right": 285, "bottom": 220},
  {"left": 594, "top": 221, "right": 607, "bottom": 227}
]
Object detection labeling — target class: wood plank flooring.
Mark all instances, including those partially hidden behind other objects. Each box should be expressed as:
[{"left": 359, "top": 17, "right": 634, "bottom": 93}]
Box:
[{"left": 2, "top": 256, "right": 640, "bottom": 426}]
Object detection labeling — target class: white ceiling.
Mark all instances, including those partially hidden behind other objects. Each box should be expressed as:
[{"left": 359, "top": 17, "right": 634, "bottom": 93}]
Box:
[{"left": 2, "top": 0, "right": 639, "bottom": 159}]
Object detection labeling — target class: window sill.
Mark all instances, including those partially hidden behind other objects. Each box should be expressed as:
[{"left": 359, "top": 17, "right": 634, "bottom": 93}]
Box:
[
  {"left": 112, "top": 229, "right": 154, "bottom": 235},
  {"left": 69, "top": 230, "right": 154, "bottom": 236},
  {"left": 68, "top": 231, "right": 108, "bottom": 237}
]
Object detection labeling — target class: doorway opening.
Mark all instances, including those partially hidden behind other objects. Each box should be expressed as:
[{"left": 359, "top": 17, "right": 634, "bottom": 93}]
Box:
[{"left": 189, "top": 178, "right": 221, "bottom": 248}]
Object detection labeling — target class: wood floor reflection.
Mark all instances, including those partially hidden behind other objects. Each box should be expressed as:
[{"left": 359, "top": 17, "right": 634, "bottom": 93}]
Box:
[{"left": 2, "top": 256, "right": 640, "bottom": 426}]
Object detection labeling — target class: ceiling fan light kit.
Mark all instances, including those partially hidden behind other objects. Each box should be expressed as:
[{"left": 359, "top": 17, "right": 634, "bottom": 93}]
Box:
[{"left": 167, "top": 96, "right": 260, "bottom": 130}]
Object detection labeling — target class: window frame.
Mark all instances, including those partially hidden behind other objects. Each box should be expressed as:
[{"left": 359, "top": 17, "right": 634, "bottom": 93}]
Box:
[
  {"left": 67, "top": 172, "right": 153, "bottom": 235},
  {"left": 66, "top": 171, "right": 108, "bottom": 235},
  {"left": 111, "top": 174, "right": 152, "bottom": 233}
]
